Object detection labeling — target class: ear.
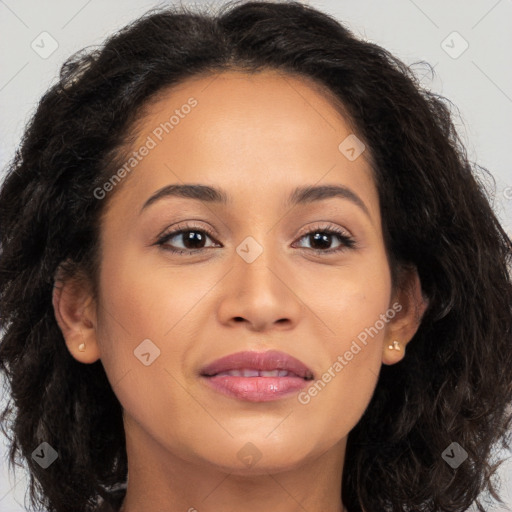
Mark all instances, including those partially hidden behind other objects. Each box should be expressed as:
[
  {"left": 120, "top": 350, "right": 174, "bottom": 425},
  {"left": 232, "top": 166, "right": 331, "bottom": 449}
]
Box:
[
  {"left": 52, "top": 263, "right": 100, "bottom": 364},
  {"left": 382, "top": 266, "right": 428, "bottom": 365}
]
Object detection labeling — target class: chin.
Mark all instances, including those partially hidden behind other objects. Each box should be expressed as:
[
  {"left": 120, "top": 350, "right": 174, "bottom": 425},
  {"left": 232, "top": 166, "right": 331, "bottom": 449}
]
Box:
[{"left": 192, "top": 435, "right": 322, "bottom": 475}]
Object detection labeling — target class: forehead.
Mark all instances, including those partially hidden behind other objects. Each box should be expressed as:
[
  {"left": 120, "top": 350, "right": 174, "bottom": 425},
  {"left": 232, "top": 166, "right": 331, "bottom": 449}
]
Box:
[{"left": 103, "top": 69, "right": 378, "bottom": 220}]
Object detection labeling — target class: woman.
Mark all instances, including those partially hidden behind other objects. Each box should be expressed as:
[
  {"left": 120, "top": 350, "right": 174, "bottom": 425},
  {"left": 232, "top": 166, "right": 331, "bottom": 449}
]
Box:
[{"left": 0, "top": 1, "right": 511, "bottom": 511}]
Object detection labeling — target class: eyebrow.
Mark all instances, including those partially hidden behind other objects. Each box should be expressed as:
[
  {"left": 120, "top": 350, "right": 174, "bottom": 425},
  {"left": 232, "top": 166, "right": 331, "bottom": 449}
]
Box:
[{"left": 140, "top": 183, "right": 370, "bottom": 218}]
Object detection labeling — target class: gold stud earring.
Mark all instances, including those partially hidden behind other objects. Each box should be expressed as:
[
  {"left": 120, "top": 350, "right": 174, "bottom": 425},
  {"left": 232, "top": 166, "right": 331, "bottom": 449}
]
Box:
[
  {"left": 78, "top": 326, "right": 86, "bottom": 352},
  {"left": 388, "top": 340, "right": 401, "bottom": 351}
]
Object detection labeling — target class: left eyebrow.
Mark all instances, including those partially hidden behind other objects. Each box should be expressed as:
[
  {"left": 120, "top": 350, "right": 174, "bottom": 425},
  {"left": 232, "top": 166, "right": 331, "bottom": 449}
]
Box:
[
  {"left": 286, "top": 184, "right": 370, "bottom": 218},
  {"left": 140, "top": 183, "right": 370, "bottom": 219}
]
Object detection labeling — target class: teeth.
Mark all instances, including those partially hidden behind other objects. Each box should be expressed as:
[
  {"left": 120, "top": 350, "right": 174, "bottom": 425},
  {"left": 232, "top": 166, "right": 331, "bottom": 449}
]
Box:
[
  {"left": 240, "top": 369, "right": 260, "bottom": 377},
  {"left": 214, "top": 369, "right": 296, "bottom": 377},
  {"left": 260, "top": 370, "right": 280, "bottom": 377}
]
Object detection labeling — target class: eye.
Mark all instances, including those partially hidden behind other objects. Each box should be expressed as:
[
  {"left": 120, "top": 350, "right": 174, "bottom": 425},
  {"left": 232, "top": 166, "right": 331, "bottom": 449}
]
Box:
[
  {"left": 292, "top": 223, "right": 356, "bottom": 254},
  {"left": 156, "top": 222, "right": 220, "bottom": 255},
  {"left": 155, "top": 222, "right": 356, "bottom": 256}
]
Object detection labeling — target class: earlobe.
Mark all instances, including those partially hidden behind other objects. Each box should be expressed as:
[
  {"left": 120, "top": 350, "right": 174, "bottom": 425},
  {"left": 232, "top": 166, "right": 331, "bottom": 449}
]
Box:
[
  {"left": 382, "top": 267, "right": 428, "bottom": 366},
  {"left": 382, "top": 338, "right": 405, "bottom": 366},
  {"left": 52, "top": 267, "right": 101, "bottom": 364}
]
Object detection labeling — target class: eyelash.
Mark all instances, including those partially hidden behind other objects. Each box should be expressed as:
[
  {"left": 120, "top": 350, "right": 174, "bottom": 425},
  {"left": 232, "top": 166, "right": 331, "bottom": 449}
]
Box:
[{"left": 155, "top": 222, "right": 356, "bottom": 256}]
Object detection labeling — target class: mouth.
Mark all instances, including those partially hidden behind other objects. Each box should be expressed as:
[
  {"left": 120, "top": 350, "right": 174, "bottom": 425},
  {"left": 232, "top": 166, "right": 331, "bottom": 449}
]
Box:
[
  {"left": 199, "top": 350, "right": 314, "bottom": 402},
  {"left": 211, "top": 369, "right": 306, "bottom": 378}
]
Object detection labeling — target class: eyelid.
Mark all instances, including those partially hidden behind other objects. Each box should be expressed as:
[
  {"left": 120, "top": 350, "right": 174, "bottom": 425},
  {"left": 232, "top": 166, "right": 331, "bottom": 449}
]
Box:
[
  {"left": 157, "top": 220, "right": 353, "bottom": 242},
  {"left": 155, "top": 220, "right": 357, "bottom": 255},
  {"left": 156, "top": 220, "right": 218, "bottom": 239},
  {"left": 295, "top": 221, "right": 353, "bottom": 239}
]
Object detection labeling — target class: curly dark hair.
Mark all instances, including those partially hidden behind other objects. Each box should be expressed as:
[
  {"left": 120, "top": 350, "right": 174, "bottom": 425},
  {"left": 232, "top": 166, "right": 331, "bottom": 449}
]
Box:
[{"left": 0, "top": 1, "right": 511, "bottom": 511}]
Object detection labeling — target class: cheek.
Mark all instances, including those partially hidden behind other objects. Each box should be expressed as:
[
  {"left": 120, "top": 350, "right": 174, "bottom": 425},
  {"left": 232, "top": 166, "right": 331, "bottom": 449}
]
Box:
[
  {"left": 94, "top": 250, "right": 200, "bottom": 442},
  {"left": 95, "top": 245, "right": 213, "bottom": 390},
  {"left": 302, "top": 251, "right": 392, "bottom": 340},
  {"left": 296, "top": 257, "right": 391, "bottom": 428},
  {"left": 98, "top": 244, "right": 197, "bottom": 339}
]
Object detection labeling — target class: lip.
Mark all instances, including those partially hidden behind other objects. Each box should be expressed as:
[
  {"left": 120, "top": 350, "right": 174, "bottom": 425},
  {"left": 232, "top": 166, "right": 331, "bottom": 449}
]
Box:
[{"left": 199, "top": 350, "right": 314, "bottom": 402}]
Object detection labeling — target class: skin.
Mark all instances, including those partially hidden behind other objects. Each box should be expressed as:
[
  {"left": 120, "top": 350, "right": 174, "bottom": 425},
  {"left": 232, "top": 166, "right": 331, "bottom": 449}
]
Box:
[{"left": 52, "top": 69, "right": 426, "bottom": 512}]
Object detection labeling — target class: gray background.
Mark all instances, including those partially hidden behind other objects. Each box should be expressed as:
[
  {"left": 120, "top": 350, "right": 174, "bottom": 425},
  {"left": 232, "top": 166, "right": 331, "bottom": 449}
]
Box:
[{"left": 0, "top": 0, "right": 511, "bottom": 510}]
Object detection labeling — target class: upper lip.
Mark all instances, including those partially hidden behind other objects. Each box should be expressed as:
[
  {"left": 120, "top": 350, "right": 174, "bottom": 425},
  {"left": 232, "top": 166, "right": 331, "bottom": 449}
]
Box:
[{"left": 200, "top": 350, "right": 314, "bottom": 380}]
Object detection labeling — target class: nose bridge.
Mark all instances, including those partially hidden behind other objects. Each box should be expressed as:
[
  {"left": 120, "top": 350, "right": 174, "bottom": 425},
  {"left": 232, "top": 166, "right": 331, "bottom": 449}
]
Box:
[
  {"left": 216, "top": 227, "right": 303, "bottom": 330},
  {"left": 234, "top": 231, "right": 285, "bottom": 296},
  {"left": 227, "top": 226, "right": 297, "bottom": 317}
]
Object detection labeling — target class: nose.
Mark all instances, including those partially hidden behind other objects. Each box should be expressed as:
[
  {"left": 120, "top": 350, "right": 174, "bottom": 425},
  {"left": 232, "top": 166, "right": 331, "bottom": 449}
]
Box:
[{"left": 216, "top": 240, "right": 303, "bottom": 333}]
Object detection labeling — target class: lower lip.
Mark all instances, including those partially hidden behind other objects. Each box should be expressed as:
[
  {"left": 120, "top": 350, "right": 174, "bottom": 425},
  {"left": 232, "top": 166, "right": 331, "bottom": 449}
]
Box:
[{"left": 202, "top": 375, "right": 309, "bottom": 402}]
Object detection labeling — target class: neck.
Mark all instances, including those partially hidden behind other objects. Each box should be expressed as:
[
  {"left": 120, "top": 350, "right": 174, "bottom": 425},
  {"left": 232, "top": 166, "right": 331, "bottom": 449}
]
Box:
[
  {"left": 119, "top": 415, "right": 349, "bottom": 512},
  {"left": 120, "top": 500, "right": 348, "bottom": 512}
]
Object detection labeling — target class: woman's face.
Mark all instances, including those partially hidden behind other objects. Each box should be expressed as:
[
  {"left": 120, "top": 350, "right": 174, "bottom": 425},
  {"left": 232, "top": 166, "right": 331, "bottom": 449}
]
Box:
[{"left": 58, "top": 69, "right": 419, "bottom": 475}]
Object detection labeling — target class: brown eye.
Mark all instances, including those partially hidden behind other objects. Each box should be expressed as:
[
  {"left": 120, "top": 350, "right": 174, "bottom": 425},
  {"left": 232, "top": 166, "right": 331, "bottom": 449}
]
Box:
[
  {"left": 156, "top": 223, "right": 220, "bottom": 255},
  {"left": 293, "top": 225, "right": 356, "bottom": 254}
]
